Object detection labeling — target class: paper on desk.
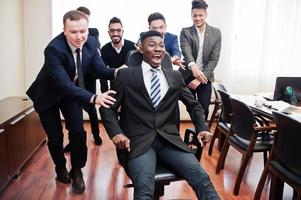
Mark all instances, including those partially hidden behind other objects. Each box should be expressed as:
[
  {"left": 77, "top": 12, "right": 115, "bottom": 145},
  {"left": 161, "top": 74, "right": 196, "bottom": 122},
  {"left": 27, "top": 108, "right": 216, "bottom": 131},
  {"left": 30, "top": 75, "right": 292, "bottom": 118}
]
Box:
[
  {"left": 264, "top": 100, "right": 290, "bottom": 111},
  {"left": 255, "top": 92, "right": 274, "bottom": 100}
]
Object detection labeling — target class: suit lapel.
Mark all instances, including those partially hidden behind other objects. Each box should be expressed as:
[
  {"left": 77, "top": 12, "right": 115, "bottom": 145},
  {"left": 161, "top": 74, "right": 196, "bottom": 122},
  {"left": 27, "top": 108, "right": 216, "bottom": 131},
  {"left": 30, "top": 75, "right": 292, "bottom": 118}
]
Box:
[
  {"left": 81, "top": 45, "right": 88, "bottom": 75},
  {"left": 159, "top": 68, "right": 174, "bottom": 105},
  {"left": 133, "top": 66, "right": 154, "bottom": 108},
  {"left": 203, "top": 23, "right": 211, "bottom": 58},
  {"left": 190, "top": 26, "right": 199, "bottom": 58}
]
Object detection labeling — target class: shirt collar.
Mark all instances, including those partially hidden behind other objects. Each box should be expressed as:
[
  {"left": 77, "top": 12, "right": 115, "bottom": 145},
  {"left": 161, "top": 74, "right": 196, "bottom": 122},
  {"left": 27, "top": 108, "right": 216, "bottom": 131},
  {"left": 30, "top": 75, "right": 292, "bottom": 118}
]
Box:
[
  {"left": 142, "top": 61, "right": 162, "bottom": 75},
  {"left": 67, "top": 42, "right": 83, "bottom": 53},
  {"left": 195, "top": 23, "right": 206, "bottom": 34},
  {"left": 111, "top": 39, "right": 124, "bottom": 51}
]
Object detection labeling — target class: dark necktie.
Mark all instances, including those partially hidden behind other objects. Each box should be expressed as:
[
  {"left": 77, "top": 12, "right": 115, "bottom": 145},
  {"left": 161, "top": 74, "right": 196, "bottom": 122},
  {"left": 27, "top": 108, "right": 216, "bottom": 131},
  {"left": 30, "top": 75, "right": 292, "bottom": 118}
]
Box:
[
  {"left": 75, "top": 48, "right": 85, "bottom": 89},
  {"left": 150, "top": 68, "right": 161, "bottom": 109}
]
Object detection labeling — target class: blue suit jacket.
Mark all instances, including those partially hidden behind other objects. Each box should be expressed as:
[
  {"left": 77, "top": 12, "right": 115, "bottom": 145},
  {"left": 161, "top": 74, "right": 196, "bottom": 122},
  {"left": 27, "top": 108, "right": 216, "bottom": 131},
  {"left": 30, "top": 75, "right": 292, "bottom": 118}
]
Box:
[
  {"left": 26, "top": 32, "right": 115, "bottom": 113},
  {"left": 163, "top": 32, "right": 181, "bottom": 58}
]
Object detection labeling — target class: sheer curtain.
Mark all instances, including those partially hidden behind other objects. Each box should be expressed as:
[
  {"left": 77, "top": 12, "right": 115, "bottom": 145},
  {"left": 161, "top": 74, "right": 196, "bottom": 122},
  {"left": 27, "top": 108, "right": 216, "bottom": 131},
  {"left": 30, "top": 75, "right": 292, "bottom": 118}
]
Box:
[{"left": 219, "top": 0, "right": 301, "bottom": 94}]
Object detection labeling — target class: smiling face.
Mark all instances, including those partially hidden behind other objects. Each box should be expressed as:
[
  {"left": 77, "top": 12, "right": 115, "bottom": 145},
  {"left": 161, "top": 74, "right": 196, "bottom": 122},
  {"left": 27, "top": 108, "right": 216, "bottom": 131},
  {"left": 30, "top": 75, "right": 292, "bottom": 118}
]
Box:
[
  {"left": 64, "top": 18, "right": 88, "bottom": 48},
  {"left": 149, "top": 19, "right": 166, "bottom": 36},
  {"left": 140, "top": 36, "right": 166, "bottom": 67},
  {"left": 191, "top": 8, "right": 207, "bottom": 29},
  {"left": 108, "top": 22, "right": 124, "bottom": 45}
]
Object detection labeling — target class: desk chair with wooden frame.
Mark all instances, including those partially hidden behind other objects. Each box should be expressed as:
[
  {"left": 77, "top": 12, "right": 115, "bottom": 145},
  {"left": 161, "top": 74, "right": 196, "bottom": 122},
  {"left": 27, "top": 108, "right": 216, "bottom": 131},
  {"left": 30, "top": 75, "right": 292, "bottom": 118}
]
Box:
[
  {"left": 254, "top": 112, "right": 301, "bottom": 200},
  {"left": 216, "top": 97, "right": 276, "bottom": 195}
]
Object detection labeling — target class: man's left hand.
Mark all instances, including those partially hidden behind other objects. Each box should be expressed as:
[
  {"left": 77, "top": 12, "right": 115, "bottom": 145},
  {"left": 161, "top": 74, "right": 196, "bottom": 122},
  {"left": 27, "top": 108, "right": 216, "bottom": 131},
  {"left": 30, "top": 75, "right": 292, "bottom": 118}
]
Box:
[{"left": 197, "top": 131, "right": 213, "bottom": 146}]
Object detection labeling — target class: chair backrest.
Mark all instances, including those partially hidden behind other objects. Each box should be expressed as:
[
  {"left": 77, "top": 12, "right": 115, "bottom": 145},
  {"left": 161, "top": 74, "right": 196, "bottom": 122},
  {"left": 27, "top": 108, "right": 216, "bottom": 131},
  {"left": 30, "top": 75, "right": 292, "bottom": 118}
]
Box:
[
  {"left": 273, "top": 111, "right": 301, "bottom": 176},
  {"left": 229, "top": 97, "right": 256, "bottom": 140},
  {"left": 217, "top": 90, "right": 232, "bottom": 124},
  {"left": 213, "top": 82, "right": 227, "bottom": 105},
  {"left": 273, "top": 77, "right": 301, "bottom": 103},
  {"left": 125, "top": 49, "right": 173, "bottom": 69}
]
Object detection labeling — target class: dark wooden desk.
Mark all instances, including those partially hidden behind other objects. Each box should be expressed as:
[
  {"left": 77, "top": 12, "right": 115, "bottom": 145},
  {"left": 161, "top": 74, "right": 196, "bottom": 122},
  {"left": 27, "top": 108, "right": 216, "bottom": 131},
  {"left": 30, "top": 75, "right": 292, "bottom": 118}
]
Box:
[{"left": 0, "top": 97, "right": 46, "bottom": 191}]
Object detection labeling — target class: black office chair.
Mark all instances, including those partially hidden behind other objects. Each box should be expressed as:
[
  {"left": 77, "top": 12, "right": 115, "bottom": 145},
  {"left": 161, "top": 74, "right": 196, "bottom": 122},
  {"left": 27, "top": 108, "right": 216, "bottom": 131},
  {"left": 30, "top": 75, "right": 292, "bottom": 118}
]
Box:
[
  {"left": 215, "top": 97, "right": 276, "bottom": 195},
  {"left": 254, "top": 112, "right": 301, "bottom": 200},
  {"left": 121, "top": 49, "right": 203, "bottom": 199},
  {"left": 207, "top": 89, "right": 232, "bottom": 156},
  {"left": 207, "top": 82, "right": 227, "bottom": 130}
]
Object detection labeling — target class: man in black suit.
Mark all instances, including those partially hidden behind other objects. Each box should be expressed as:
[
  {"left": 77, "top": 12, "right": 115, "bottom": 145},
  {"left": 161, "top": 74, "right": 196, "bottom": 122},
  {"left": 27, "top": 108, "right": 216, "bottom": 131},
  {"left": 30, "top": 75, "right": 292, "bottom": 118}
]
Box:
[
  {"left": 26, "top": 10, "right": 117, "bottom": 194},
  {"left": 100, "top": 31, "right": 220, "bottom": 200},
  {"left": 62, "top": 7, "right": 103, "bottom": 153}
]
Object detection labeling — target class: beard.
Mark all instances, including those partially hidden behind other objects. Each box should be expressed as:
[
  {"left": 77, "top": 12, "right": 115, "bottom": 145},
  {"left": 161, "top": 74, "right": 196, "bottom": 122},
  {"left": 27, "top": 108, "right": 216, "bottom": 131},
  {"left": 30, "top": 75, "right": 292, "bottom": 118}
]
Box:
[{"left": 111, "top": 36, "right": 121, "bottom": 45}]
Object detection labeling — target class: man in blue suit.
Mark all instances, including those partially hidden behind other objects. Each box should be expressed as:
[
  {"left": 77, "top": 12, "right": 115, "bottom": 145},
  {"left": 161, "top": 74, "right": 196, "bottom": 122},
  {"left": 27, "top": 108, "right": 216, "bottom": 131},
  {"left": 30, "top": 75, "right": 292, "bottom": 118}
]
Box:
[
  {"left": 139, "top": 12, "right": 184, "bottom": 69},
  {"left": 26, "top": 10, "right": 116, "bottom": 194}
]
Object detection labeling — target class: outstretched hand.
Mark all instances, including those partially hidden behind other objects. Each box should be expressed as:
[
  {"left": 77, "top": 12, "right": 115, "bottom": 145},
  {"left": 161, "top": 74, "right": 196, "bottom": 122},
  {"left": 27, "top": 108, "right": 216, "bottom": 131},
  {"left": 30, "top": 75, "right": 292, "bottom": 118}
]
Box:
[
  {"left": 112, "top": 133, "right": 131, "bottom": 152},
  {"left": 95, "top": 90, "right": 116, "bottom": 108},
  {"left": 171, "top": 56, "right": 185, "bottom": 70}
]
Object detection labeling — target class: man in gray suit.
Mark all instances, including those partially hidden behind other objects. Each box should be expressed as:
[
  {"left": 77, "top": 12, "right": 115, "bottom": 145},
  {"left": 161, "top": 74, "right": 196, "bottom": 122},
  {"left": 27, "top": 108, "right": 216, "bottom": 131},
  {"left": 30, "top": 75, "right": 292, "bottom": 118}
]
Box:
[
  {"left": 180, "top": 0, "right": 221, "bottom": 119},
  {"left": 100, "top": 30, "right": 220, "bottom": 200}
]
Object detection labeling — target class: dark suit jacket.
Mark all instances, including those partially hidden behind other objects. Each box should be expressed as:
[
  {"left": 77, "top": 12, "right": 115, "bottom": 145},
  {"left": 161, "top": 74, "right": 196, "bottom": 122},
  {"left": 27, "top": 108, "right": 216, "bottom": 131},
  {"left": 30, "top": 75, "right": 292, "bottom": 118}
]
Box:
[
  {"left": 180, "top": 23, "right": 221, "bottom": 83},
  {"left": 26, "top": 32, "right": 115, "bottom": 113},
  {"left": 100, "top": 65, "right": 208, "bottom": 160},
  {"left": 88, "top": 28, "right": 101, "bottom": 49}
]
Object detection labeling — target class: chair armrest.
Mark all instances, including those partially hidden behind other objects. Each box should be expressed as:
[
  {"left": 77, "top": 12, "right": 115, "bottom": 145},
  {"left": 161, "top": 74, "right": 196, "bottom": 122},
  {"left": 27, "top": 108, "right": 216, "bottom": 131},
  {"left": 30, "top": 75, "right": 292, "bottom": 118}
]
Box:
[
  {"left": 254, "top": 124, "right": 277, "bottom": 132},
  {"left": 184, "top": 129, "right": 204, "bottom": 161}
]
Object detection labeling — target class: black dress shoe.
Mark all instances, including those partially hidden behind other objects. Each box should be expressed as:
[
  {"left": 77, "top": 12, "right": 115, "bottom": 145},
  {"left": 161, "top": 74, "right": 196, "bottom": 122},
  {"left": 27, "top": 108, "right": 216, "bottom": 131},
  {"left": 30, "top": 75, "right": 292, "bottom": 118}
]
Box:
[
  {"left": 55, "top": 167, "right": 71, "bottom": 184},
  {"left": 63, "top": 143, "right": 71, "bottom": 153},
  {"left": 69, "top": 168, "right": 85, "bottom": 194},
  {"left": 93, "top": 134, "right": 102, "bottom": 145}
]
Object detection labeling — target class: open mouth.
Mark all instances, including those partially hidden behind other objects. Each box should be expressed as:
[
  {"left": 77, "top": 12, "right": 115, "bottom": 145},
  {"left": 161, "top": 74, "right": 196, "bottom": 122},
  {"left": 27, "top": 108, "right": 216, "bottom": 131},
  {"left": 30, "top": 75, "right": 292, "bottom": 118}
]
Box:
[{"left": 152, "top": 55, "right": 162, "bottom": 62}]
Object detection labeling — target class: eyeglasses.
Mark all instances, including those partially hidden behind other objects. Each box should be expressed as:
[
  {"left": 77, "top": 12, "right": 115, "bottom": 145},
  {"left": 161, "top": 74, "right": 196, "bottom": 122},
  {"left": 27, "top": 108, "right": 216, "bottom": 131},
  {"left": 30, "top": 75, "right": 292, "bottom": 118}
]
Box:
[{"left": 109, "top": 28, "right": 123, "bottom": 33}]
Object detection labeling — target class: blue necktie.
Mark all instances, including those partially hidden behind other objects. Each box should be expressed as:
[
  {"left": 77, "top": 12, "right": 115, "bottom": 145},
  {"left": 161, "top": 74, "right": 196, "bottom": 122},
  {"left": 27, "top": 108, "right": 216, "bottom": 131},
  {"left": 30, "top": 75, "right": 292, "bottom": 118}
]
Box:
[{"left": 150, "top": 68, "right": 161, "bottom": 109}]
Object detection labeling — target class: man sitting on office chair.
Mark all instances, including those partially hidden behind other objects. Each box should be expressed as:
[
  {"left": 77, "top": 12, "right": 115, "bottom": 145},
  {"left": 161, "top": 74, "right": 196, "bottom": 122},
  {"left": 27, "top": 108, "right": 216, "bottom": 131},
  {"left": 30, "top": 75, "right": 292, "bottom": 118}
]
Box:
[{"left": 100, "top": 30, "right": 220, "bottom": 200}]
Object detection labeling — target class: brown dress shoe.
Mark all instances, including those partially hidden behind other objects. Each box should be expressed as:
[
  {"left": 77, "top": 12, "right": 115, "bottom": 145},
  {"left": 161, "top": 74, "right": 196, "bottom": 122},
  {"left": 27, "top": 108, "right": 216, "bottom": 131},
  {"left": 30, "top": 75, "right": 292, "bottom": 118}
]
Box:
[
  {"left": 55, "top": 167, "right": 71, "bottom": 184},
  {"left": 69, "top": 168, "right": 85, "bottom": 194}
]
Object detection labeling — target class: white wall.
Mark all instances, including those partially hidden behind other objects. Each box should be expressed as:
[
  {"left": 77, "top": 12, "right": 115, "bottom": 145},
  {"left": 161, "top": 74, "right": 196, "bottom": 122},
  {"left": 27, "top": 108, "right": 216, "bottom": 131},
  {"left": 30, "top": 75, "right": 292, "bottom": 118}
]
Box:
[
  {"left": 23, "top": 0, "right": 52, "bottom": 89},
  {"left": 0, "top": 0, "right": 52, "bottom": 101},
  {"left": 0, "top": 0, "right": 25, "bottom": 100}
]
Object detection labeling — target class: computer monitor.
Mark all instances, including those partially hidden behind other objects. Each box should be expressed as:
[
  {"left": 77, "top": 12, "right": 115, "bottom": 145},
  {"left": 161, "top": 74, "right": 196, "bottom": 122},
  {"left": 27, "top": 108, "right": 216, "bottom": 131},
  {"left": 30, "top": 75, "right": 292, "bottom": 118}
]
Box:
[{"left": 273, "top": 77, "right": 301, "bottom": 104}]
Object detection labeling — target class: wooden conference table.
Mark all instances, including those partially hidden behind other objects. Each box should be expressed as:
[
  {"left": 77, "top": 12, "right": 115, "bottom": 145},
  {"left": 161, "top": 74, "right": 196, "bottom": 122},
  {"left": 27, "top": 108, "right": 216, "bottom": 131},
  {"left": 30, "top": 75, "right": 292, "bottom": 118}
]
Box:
[{"left": 232, "top": 94, "right": 301, "bottom": 121}]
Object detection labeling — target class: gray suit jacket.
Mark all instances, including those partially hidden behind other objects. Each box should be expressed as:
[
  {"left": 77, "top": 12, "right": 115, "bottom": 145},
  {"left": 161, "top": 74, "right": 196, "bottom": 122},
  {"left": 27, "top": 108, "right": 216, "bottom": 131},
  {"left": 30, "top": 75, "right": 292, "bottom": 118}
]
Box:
[
  {"left": 180, "top": 23, "right": 221, "bottom": 82},
  {"left": 100, "top": 65, "right": 208, "bottom": 160}
]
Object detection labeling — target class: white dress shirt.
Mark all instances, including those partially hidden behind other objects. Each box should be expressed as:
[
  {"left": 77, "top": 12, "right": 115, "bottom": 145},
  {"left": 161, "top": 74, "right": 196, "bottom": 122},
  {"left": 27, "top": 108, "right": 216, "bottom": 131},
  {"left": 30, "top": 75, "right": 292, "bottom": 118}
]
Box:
[{"left": 141, "top": 61, "right": 169, "bottom": 102}]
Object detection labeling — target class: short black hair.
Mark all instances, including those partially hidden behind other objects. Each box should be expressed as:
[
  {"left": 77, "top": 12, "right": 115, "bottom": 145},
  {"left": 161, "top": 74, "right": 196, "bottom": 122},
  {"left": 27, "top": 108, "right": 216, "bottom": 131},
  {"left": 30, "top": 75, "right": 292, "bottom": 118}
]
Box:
[
  {"left": 140, "top": 30, "right": 163, "bottom": 43},
  {"left": 191, "top": 0, "right": 208, "bottom": 10},
  {"left": 76, "top": 6, "right": 91, "bottom": 16},
  {"left": 147, "top": 12, "right": 166, "bottom": 25},
  {"left": 109, "top": 17, "right": 123, "bottom": 27}
]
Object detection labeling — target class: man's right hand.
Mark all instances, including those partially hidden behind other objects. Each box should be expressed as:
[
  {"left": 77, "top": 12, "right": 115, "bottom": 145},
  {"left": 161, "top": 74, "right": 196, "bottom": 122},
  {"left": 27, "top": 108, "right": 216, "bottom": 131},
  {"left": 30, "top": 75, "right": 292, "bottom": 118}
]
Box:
[
  {"left": 95, "top": 90, "right": 116, "bottom": 108},
  {"left": 112, "top": 134, "right": 131, "bottom": 152},
  {"left": 191, "top": 64, "right": 208, "bottom": 84}
]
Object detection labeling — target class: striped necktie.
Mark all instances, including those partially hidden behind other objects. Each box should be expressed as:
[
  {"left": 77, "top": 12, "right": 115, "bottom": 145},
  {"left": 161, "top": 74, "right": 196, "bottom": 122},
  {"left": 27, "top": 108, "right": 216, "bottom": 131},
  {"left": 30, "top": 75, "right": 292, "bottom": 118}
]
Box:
[{"left": 150, "top": 68, "right": 161, "bottom": 109}]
